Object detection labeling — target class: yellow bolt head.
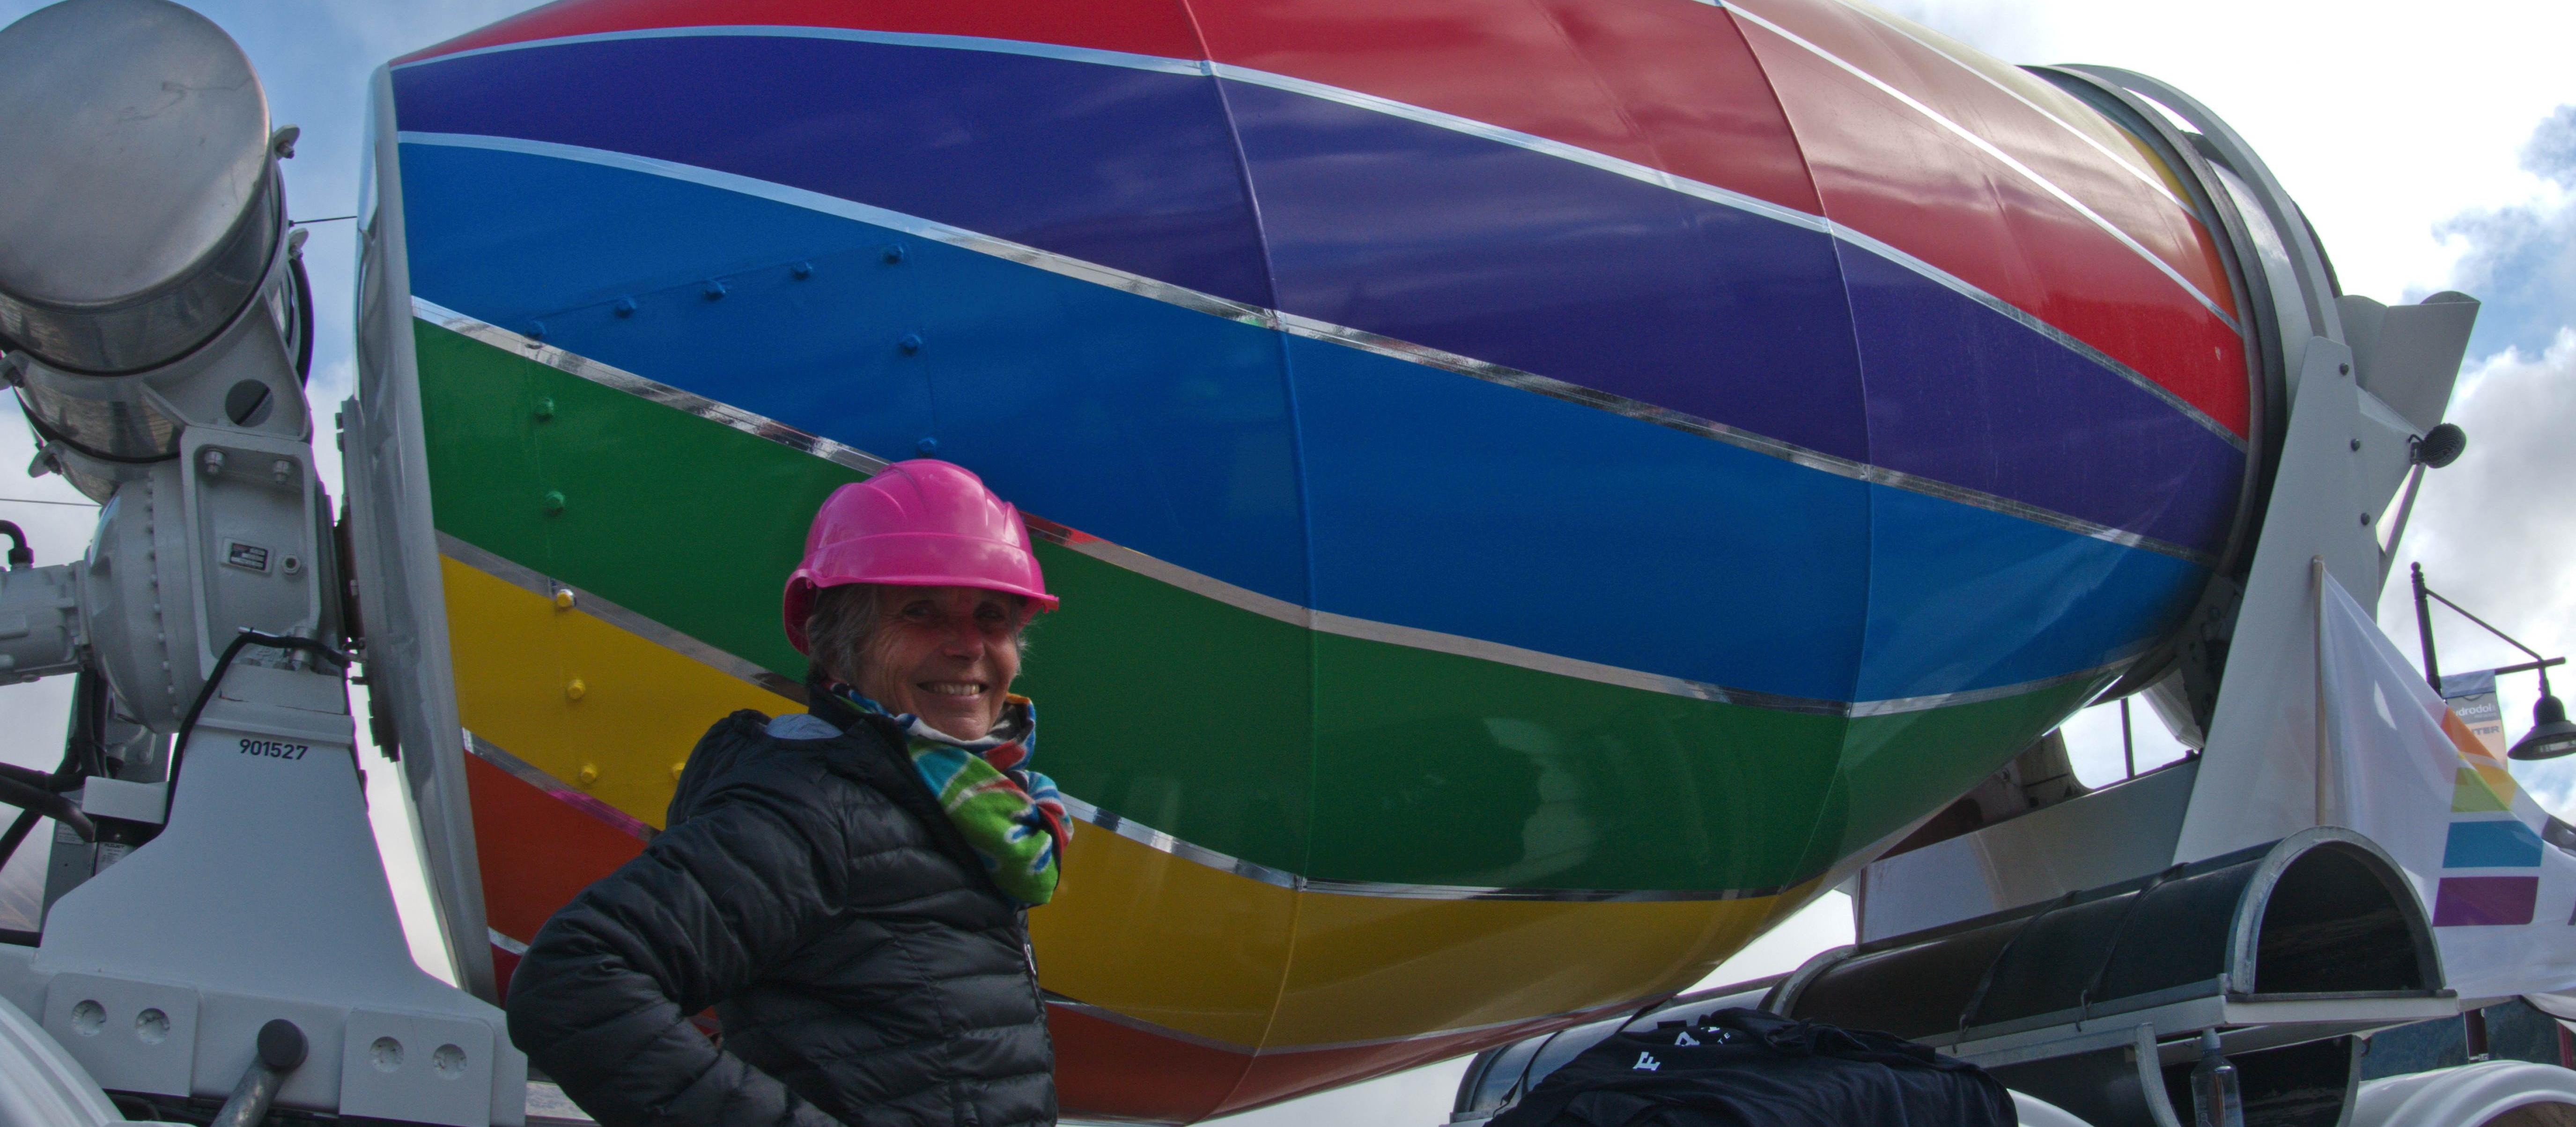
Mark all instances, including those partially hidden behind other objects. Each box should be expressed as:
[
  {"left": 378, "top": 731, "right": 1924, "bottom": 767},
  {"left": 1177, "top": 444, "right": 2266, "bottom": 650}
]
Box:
[
  {"left": 576, "top": 763, "right": 599, "bottom": 787},
  {"left": 553, "top": 588, "right": 576, "bottom": 610},
  {"left": 564, "top": 678, "right": 587, "bottom": 700},
  {"left": 670, "top": 761, "right": 686, "bottom": 781}
]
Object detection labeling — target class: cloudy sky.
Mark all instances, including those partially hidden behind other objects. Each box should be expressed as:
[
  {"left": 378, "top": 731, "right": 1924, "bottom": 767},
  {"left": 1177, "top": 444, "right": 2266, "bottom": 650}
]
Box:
[{"left": 0, "top": 0, "right": 2565, "bottom": 1123}]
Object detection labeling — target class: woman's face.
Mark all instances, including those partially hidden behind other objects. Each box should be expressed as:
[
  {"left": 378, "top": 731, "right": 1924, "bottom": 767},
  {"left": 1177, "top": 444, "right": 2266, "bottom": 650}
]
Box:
[{"left": 851, "top": 585, "right": 1025, "bottom": 740}]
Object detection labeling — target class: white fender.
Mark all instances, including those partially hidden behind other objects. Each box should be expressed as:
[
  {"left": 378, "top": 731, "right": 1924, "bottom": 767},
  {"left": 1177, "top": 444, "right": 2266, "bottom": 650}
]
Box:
[
  {"left": 0, "top": 993, "right": 119, "bottom": 1127},
  {"left": 0, "top": 993, "right": 193, "bottom": 1127},
  {"left": 2351, "top": 1061, "right": 2576, "bottom": 1127}
]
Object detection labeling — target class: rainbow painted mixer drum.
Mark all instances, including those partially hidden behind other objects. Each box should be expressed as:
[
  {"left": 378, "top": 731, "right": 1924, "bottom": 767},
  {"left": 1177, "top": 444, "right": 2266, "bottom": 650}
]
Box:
[{"left": 381, "top": 0, "right": 2251, "bottom": 1118}]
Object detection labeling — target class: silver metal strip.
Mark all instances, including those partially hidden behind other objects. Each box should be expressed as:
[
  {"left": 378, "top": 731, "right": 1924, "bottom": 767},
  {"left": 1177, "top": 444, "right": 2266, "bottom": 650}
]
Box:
[
  {"left": 1846, "top": 660, "right": 2126, "bottom": 719},
  {"left": 487, "top": 928, "right": 530, "bottom": 957},
  {"left": 398, "top": 138, "right": 2217, "bottom": 568},
  {"left": 1016, "top": 511, "right": 1852, "bottom": 716},
  {"left": 1830, "top": 227, "right": 2244, "bottom": 451},
  {"left": 1724, "top": 3, "right": 2243, "bottom": 332},
  {"left": 1271, "top": 306, "right": 2225, "bottom": 561},
  {"left": 1838, "top": 3, "right": 2193, "bottom": 212},
  {"left": 415, "top": 294, "right": 2175, "bottom": 715},
  {"left": 1041, "top": 994, "right": 1257, "bottom": 1055},
  {"left": 398, "top": 27, "right": 2245, "bottom": 428},
  {"left": 463, "top": 730, "right": 660, "bottom": 842},
  {"left": 1057, "top": 796, "right": 1302, "bottom": 891},
  {"left": 413, "top": 296, "right": 890, "bottom": 481},
  {"left": 433, "top": 529, "right": 809, "bottom": 703}
]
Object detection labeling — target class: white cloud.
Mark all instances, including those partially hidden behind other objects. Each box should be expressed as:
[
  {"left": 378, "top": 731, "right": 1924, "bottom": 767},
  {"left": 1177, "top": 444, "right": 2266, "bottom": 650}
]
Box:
[
  {"left": 1872, "top": 0, "right": 2576, "bottom": 304},
  {"left": 2436, "top": 106, "right": 2576, "bottom": 357}
]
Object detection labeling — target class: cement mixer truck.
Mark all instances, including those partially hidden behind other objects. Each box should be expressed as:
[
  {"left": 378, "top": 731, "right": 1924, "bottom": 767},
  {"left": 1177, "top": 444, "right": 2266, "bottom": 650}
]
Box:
[{"left": 0, "top": 0, "right": 2569, "bottom": 1124}]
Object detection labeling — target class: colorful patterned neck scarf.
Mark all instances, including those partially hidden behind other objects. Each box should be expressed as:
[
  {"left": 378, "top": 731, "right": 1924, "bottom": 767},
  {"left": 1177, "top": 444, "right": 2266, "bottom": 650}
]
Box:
[{"left": 827, "top": 685, "right": 1068, "bottom": 907}]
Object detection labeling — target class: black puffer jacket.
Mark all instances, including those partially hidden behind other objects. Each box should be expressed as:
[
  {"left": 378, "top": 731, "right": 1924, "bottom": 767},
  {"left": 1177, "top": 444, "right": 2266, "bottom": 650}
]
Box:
[{"left": 504, "top": 700, "right": 1056, "bottom": 1127}]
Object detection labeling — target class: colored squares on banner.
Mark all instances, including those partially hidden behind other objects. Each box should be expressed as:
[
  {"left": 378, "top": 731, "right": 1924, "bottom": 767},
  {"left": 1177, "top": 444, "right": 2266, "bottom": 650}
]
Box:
[
  {"left": 2433, "top": 876, "right": 2540, "bottom": 926},
  {"left": 2444, "top": 819, "right": 2547, "bottom": 869},
  {"left": 2468, "top": 759, "right": 2520, "bottom": 799},
  {"left": 2453, "top": 767, "right": 2515, "bottom": 813}
]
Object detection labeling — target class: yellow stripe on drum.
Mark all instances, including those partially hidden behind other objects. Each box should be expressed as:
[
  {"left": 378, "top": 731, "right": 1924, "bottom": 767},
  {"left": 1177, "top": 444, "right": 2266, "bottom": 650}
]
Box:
[
  {"left": 1032, "top": 816, "right": 1296, "bottom": 1050},
  {"left": 442, "top": 553, "right": 801, "bottom": 829},
  {"left": 1036, "top": 807, "right": 1819, "bottom": 1051},
  {"left": 1258, "top": 883, "right": 1808, "bottom": 1049}
]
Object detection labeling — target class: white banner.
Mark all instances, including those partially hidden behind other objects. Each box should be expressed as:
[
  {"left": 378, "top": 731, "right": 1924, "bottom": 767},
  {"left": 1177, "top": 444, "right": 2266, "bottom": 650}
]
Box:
[{"left": 2320, "top": 575, "right": 2576, "bottom": 999}]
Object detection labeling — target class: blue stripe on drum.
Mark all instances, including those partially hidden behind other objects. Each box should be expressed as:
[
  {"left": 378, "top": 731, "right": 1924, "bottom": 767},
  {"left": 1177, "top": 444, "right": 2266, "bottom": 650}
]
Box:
[
  {"left": 391, "top": 32, "right": 2240, "bottom": 554},
  {"left": 397, "top": 139, "right": 2207, "bottom": 704}
]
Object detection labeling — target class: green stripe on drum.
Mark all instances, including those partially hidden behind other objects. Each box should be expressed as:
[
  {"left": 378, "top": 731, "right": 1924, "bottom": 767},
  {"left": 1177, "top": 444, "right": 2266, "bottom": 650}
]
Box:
[
  {"left": 413, "top": 319, "right": 2101, "bottom": 892},
  {"left": 416, "top": 318, "right": 1319, "bottom": 880}
]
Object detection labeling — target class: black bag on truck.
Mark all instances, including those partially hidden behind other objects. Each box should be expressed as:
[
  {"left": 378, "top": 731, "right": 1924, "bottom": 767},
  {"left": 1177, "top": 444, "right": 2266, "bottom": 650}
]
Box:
[{"left": 1489, "top": 1007, "right": 2016, "bottom": 1127}]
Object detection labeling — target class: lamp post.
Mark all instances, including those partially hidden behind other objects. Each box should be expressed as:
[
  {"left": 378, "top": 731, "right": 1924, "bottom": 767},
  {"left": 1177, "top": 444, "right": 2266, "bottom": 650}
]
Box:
[{"left": 2411, "top": 563, "right": 2576, "bottom": 760}]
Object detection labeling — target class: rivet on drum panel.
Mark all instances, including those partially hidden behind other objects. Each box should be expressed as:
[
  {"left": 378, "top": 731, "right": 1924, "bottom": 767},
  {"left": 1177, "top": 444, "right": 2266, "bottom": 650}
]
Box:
[
  {"left": 899, "top": 333, "right": 923, "bottom": 355},
  {"left": 553, "top": 588, "right": 576, "bottom": 611},
  {"left": 564, "top": 678, "right": 586, "bottom": 701},
  {"left": 541, "top": 490, "right": 565, "bottom": 516},
  {"left": 576, "top": 763, "right": 598, "bottom": 787},
  {"left": 613, "top": 297, "right": 636, "bottom": 318}
]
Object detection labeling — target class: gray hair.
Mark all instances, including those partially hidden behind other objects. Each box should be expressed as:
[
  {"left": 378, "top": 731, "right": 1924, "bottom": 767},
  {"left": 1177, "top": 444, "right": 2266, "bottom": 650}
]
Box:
[
  {"left": 803, "top": 583, "right": 1033, "bottom": 685},
  {"left": 803, "top": 582, "right": 883, "bottom": 685}
]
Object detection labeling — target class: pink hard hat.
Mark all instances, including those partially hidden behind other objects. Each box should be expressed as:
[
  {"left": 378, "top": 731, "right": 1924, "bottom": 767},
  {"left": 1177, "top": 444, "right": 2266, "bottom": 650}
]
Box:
[{"left": 782, "top": 460, "right": 1057, "bottom": 655}]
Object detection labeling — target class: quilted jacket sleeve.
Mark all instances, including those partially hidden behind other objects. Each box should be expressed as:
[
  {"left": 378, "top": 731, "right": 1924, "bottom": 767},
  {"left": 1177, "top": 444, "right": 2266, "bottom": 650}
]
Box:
[{"left": 505, "top": 783, "right": 851, "bottom": 1127}]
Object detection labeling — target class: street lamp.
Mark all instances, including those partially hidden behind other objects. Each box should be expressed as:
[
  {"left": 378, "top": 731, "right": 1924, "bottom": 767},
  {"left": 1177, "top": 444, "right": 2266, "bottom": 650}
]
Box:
[
  {"left": 2411, "top": 564, "right": 2576, "bottom": 760},
  {"left": 2514, "top": 692, "right": 2576, "bottom": 761}
]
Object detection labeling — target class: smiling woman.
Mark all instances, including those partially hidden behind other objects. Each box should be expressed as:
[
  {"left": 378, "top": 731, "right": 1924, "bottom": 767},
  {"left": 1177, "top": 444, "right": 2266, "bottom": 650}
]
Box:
[
  {"left": 501, "top": 460, "right": 1072, "bottom": 1127},
  {"left": 806, "top": 581, "right": 1034, "bottom": 740}
]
